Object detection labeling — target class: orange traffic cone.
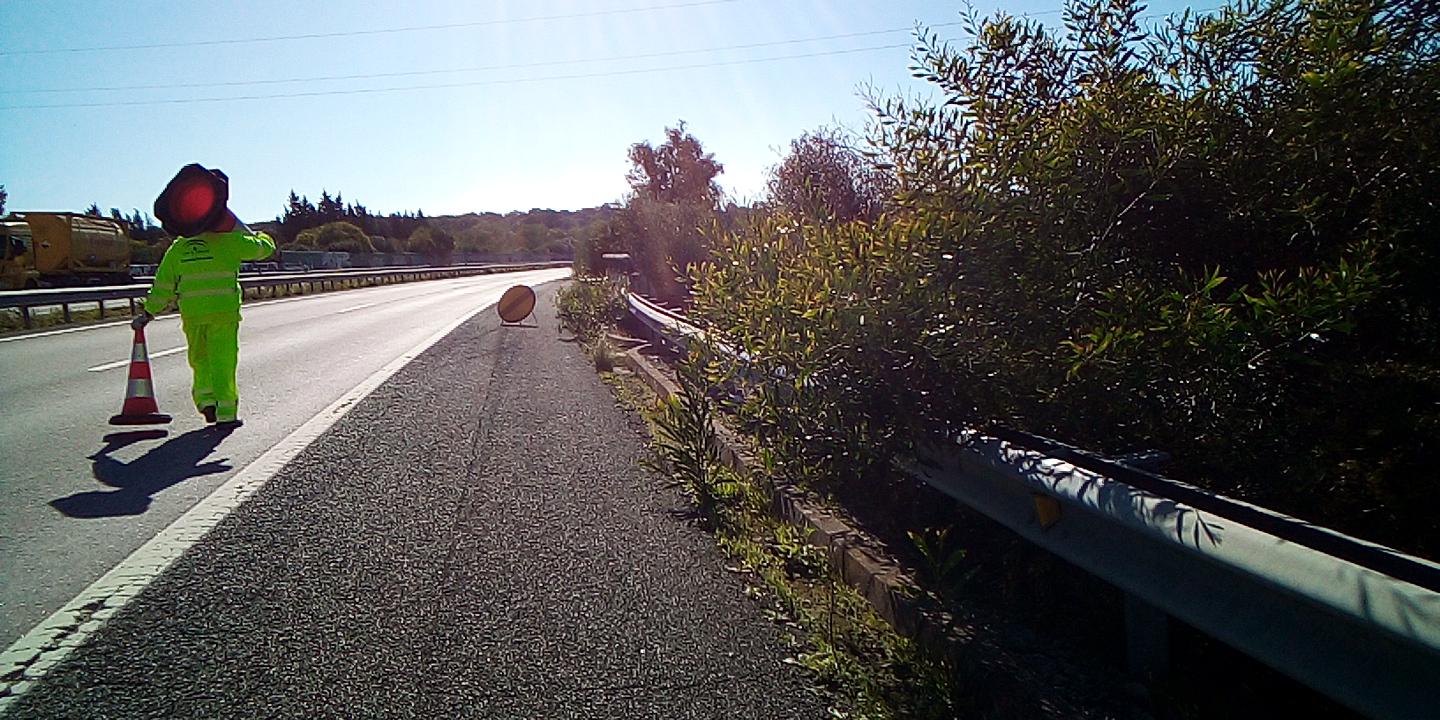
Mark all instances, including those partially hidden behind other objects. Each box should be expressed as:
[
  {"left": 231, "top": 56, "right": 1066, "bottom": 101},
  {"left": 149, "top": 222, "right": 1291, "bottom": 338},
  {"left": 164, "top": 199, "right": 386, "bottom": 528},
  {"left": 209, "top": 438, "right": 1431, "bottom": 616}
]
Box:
[{"left": 109, "top": 326, "right": 173, "bottom": 426}]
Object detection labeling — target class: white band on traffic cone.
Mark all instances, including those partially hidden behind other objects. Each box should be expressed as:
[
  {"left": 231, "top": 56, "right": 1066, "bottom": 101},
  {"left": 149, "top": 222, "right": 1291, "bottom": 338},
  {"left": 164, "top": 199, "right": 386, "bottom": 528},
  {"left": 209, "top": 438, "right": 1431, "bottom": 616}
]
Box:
[{"left": 126, "top": 378, "right": 155, "bottom": 399}]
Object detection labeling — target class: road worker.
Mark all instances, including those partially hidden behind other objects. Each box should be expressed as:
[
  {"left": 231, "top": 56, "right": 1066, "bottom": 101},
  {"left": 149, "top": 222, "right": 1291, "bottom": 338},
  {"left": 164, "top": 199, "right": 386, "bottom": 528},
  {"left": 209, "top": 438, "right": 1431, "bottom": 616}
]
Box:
[{"left": 133, "top": 166, "right": 275, "bottom": 427}]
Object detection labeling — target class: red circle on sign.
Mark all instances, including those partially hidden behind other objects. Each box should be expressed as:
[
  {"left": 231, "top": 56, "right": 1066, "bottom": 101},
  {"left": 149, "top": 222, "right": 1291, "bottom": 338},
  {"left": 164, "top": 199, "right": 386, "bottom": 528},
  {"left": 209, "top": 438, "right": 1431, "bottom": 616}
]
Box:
[
  {"left": 173, "top": 181, "right": 217, "bottom": 224},
  {"left": 497, "top": 285, "right": 537, "bottom": 323}
]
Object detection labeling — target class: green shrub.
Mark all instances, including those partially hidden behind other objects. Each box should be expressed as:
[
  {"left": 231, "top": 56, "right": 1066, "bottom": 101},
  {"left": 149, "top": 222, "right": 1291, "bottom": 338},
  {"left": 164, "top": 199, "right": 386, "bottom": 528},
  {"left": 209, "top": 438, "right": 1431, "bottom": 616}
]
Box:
[
  {"left": 295, "top": 221, "right": 374, "bottom": 253},
  {"left": 695, "top": 0, "right": 1440, "bottom": 556},
  {"left": 555, "top": 277, "right": 627, "bottom": 342}
]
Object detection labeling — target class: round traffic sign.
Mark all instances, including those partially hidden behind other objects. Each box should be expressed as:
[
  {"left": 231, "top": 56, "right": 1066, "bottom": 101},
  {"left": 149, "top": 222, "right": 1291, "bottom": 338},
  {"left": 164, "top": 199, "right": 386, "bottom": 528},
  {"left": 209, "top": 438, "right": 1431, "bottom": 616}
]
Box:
[{"left": 497, "top": 284, "right": 537, "bottom": 323}]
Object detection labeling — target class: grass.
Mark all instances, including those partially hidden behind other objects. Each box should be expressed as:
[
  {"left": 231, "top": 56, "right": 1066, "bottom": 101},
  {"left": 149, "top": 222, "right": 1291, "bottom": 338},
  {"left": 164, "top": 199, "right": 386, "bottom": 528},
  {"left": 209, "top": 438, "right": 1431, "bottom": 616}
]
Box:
[
  {"left": 596, "top": 353, "right": 962, "bottom": 719},
  {"left": 713, "top": 491, "right": 964, "bottom": 719}
]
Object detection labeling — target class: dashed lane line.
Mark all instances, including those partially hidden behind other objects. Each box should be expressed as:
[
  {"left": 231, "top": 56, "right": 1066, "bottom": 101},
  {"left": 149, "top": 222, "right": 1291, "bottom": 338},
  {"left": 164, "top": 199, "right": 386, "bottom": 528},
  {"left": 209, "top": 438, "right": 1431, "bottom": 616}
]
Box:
[
  {"left": 335, "top": 301, "right": 382, "bottom": 314},
  {"left": 86, "top": 346, "right": 187, "bottom": 372}
]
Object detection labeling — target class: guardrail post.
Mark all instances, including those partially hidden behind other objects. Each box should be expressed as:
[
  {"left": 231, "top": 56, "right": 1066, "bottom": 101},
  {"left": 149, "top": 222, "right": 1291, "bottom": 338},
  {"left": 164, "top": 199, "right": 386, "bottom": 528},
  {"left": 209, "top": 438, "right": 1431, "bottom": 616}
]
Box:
[
  {"left": 97, "top": 299, "right": 105, "bottom": 319},
  {"left": 128, "top": 298, "right": 136, "bottom": 315},
  {"left": 62, "top": 303, "right": 72, "bottom": 324},
  {"left": 21, "top": 306, "right": 32, "bottom": 329},
  {"left": 1125, "top": 592, "right": 1170, "bottom": 681}
]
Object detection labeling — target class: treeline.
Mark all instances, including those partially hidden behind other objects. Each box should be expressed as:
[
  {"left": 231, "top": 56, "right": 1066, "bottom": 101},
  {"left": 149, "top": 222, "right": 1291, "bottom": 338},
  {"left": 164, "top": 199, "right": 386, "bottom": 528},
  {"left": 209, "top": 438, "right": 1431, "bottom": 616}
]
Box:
[
  {"left": 69, "top": 188, "right": 605, "bottom": 266},
  {"left": 613, "top": 0, "right": 1440, "bottom": 559},
  {"left": 271, "top": 189, "right": 604, "bottom": 261}
]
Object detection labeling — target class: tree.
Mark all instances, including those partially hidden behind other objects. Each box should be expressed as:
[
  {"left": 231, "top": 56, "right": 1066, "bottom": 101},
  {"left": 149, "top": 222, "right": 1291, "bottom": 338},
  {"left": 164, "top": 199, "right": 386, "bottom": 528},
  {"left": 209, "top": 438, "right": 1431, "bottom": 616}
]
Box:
[
  {"left": 280, "top": 191, "right": 318, "bottom": 242},
  {"left": 317, "top": 190, "right": 341, "bottom": 224},
  {"left": 0, "top": 185, "right": 7, "bottom": 215},
  {"left": 626, "top": 122, "right": 724, "bottom": 206},
  {"left": 295, "top": 221, "right": 374, "bottom": 254},
  {"left": 406, "top": 225, "right": 455, "bottom": 264},
  {"left": 85, "top": 203, "right": 101, "bottom": 217},
  {"left": 370, "top": 235, "right": 398, "bottom": 253},
  {"left": 519, "top": 223, "right": 550, "bottom": 251},
  {"left": 767, "top": 126, "right": 895, "bottom": 223},
  {"left": 620, "top": 123, "right": 725, "bottom": 300}
]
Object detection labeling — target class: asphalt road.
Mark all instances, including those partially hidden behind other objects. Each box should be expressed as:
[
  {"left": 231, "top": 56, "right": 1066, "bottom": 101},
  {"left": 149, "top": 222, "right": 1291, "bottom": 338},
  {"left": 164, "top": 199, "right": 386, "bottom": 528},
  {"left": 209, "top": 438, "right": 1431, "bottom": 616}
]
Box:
[
  {"left": 0, "top": 268, "right": 568, "bottom": 647},
  {"left": 2, "top": 284, "right": 826, "bottom": 718}
]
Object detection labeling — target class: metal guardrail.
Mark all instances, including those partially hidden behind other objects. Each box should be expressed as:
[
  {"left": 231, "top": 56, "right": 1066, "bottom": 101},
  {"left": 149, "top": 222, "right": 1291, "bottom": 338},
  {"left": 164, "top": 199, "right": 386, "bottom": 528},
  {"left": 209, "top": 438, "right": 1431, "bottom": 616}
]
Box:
[
  {"left": 624, "top": 291, "right": 1440, "bottom": 720},
  {"left": 0, "top": 262, "right": 569, "bottom": 330}
]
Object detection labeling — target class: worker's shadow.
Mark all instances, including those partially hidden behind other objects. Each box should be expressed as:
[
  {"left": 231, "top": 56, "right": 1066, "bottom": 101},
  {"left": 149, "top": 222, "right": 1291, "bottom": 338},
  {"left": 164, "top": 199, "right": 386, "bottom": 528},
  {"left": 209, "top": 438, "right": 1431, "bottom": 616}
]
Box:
[{"left": 50, "top": 427, "right": 236, "bottom": 519}]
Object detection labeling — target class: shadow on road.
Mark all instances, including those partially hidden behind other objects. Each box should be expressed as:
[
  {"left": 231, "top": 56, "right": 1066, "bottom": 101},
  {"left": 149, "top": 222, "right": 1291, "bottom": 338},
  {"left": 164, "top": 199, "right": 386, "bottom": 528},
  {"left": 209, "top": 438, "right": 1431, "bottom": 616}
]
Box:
[{"left": 49, "top": 426, "right": 236, "bottom": 519}]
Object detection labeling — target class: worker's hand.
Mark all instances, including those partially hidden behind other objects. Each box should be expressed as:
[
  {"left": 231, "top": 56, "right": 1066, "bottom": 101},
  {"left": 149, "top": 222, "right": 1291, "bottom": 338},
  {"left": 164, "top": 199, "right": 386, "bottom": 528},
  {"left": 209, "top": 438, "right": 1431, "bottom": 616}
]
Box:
[{"left": 131, "top": 312, "right": 152, "bottom": 330}]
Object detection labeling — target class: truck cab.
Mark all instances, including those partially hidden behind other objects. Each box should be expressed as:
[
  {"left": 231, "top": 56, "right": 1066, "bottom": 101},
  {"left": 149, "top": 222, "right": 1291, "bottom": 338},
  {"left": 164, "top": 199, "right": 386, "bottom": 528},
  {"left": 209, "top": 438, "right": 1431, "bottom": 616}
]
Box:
[{"left": 0, "top": 220, "right": 39, "bottom": 289}]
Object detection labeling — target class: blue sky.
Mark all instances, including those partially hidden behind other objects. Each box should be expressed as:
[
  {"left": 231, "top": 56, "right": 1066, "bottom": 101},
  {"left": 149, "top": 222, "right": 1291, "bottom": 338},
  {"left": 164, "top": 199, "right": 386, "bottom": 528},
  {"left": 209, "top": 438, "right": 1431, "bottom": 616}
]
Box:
[{"left": 1, "top": 0, "right": 1200, "bottom": 222}]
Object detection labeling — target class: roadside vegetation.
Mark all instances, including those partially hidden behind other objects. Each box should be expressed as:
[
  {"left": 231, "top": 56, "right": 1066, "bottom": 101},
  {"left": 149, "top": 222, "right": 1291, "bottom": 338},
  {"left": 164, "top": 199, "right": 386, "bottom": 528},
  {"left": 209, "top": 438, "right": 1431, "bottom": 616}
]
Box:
[
  {"left": 555, "top": 275, "right": 630, "bottom": 377},
  {"left": 574, "top": 0, "right": 1436, "bottom": 714},
  {"left": 555, "top": 276, "right": 627, "bottom": 343},
  {"left": 602, "top": 0, "right": 1440, "bottom": 560},
  {"left": 558, "top": 282, "right": 962, "bottom": 716},
  {"left": 604, "top": 349, "right": 964, "bottom": 719}
]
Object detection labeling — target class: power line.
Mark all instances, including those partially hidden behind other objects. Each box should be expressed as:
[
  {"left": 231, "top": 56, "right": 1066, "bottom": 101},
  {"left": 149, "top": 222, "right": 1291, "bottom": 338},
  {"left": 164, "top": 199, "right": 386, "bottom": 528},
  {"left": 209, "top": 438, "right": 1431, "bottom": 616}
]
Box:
[
  {"left": 9, "top": 4, "right": 1226, "bottom": 95},
  {"left": 14, "top": 24, "right": 966, "bottom": 95},
  {"left": 0, "top": 43, "right": 915, "bottom": 110},
  {"left": 0, "top": 0, "right": 741, "bottom": 56}
]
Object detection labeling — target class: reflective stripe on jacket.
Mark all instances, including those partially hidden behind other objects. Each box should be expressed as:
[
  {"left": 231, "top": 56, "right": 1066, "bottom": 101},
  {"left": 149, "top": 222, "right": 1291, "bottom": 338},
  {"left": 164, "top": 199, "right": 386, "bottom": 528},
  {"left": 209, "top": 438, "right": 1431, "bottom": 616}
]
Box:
[{"left": 144, "top": 230, "right": 276, "bottom": 318}]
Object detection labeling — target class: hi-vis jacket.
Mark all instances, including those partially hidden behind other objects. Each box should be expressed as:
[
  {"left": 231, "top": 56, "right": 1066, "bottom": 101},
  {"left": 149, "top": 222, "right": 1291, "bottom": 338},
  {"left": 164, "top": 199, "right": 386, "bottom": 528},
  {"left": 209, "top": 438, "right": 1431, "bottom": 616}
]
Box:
[{"left": 144, "top": 230, "right": 276, "bottom": 319}]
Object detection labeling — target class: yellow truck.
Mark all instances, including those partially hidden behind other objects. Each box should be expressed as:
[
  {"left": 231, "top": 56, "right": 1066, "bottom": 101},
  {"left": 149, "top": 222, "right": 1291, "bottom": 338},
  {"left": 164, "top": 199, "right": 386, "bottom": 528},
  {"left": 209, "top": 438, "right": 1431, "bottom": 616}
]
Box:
[{"left": 1, "top": 212, "right": 132, "bottom": 289}]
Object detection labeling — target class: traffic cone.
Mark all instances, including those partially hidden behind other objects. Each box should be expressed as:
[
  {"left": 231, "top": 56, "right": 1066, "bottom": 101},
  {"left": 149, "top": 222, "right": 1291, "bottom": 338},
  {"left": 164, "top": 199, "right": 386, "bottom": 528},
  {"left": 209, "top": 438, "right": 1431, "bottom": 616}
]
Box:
[{"left": 109, "top": 326, "right": 173, "bottom": 426}]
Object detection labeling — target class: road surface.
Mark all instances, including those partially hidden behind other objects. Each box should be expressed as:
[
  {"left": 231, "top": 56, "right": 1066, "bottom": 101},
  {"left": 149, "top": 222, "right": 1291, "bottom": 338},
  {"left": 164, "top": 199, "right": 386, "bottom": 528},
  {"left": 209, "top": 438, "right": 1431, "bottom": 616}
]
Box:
[
  {"left": 0, "top": 280, "right": 826, "bottom": 718},
  {"left": 0, "top": 268, "right": 567, "bottom": 647}
]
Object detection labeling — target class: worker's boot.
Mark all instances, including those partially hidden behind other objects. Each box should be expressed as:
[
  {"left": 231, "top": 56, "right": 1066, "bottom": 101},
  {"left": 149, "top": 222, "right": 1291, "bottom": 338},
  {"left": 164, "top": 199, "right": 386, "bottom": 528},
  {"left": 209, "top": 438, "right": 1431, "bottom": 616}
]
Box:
[{"left": 201, "top": 406, "right": 217, "bottom": 424}]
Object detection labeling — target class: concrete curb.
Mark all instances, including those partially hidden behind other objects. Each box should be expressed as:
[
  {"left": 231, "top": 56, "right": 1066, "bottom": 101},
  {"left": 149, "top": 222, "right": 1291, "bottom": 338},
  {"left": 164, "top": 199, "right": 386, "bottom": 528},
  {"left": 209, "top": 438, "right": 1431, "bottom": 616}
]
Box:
[
  {"left": 616, "top": 346, "right": 1104, "bottom": 718},
  {"left": 618, "top": 345, "right": 939, "bottom": 627}
]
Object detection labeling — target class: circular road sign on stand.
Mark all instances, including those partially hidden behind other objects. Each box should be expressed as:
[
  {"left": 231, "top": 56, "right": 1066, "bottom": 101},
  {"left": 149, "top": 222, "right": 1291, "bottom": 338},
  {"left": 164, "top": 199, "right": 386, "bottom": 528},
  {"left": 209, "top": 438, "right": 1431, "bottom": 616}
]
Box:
[{"left": 498, "top": 284, "right": 537, "bottom": 324}]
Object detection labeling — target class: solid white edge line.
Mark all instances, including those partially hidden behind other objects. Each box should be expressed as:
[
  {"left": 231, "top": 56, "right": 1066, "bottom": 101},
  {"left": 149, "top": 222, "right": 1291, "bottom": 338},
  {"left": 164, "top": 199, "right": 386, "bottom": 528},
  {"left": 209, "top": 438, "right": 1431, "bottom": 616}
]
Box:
[
  {"left": 86, "top": 346, "right": 188, "bottom": 372},
  {"left": 0, "top": 269, "right": 570, "bottom": 713}
]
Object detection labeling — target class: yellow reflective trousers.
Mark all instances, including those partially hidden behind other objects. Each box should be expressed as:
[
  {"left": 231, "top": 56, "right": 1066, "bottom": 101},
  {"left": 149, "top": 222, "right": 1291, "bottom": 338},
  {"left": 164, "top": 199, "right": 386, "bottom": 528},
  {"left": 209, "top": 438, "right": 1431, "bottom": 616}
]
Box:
[{"left": 183, "top": 317, "right": 241, "bottom": 421}]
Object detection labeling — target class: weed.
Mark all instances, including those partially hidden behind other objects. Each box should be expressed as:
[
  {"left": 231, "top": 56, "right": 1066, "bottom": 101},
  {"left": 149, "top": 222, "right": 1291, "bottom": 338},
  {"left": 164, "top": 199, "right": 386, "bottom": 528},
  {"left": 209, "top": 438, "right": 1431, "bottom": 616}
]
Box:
[
  {"left": 642, "top": 350, "right": 747, "bottom": 519},
  {"left": 907, "top": 526, "right": 971, "bottom": 598},
  {"left": 772, "top": 522, "right": 828, "bottom": 580},
  {"left": 607, "top": 345, "right": 961, "bottom": 718},
  {"left": 592, "top": 336, "right": 617, "bottom": 373}
]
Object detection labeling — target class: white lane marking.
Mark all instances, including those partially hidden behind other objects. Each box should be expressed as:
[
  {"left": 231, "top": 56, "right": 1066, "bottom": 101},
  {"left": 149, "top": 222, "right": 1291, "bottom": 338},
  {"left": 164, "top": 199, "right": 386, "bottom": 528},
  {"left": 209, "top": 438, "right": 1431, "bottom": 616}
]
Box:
[
  {"left": 86, "top": 346, "right": 188, "bottom": 372},
  {"left": 336, "top": 301, "right": 381, "bottom": 314},
  {"left": 0, "top": 269, "right": 570, "bottom": 711}
]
